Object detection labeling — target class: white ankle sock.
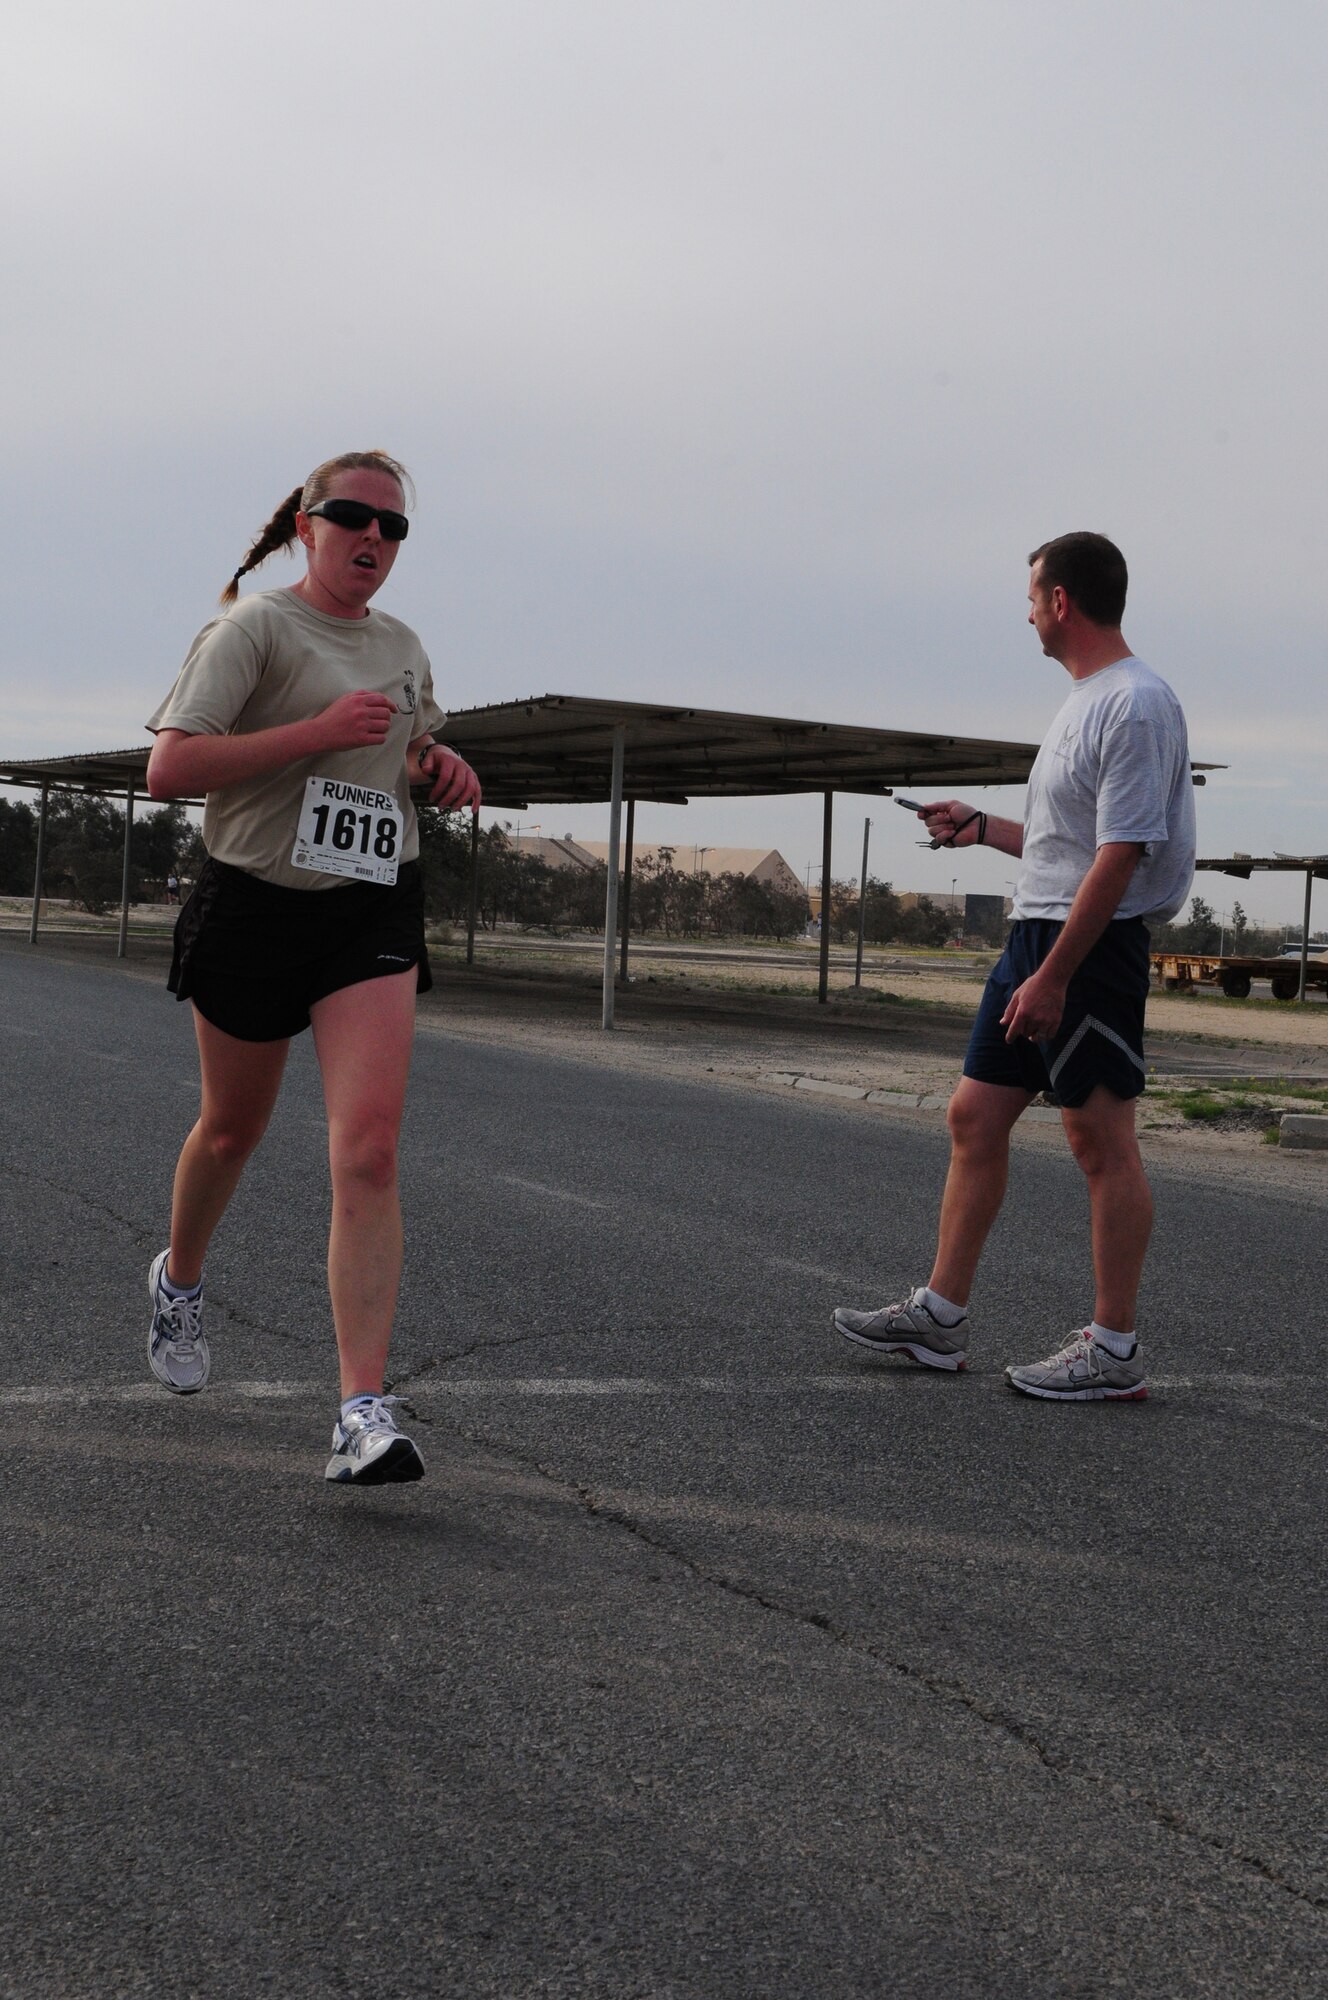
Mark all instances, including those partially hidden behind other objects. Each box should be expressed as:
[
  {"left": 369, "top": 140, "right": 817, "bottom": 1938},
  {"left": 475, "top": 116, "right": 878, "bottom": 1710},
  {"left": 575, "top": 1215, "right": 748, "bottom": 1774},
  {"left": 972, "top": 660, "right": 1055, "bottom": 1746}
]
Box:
[
  {"left": 917, "top": 1286, "right": 967, "bottom": 1326},
  {"left": 161, "top": 1268, "right": 202, "bottom": 1301},
  {"left": 1090, "top": 1320, "right": 1135, "bottom": 1358},
  {"left": 341, "top": 1393, "right": 380, "bottom": 1421}
]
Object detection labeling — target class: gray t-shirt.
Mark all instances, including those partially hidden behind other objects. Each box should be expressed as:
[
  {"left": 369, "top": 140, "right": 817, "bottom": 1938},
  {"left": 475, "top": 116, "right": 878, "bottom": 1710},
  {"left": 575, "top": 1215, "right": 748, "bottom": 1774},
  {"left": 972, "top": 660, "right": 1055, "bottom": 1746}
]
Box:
[
  {"left": 1013, "top": 657, "right": 1195, "bottom": 925},
  {"left": 147, "top": 588, "right": 447, "bottom": 891}
]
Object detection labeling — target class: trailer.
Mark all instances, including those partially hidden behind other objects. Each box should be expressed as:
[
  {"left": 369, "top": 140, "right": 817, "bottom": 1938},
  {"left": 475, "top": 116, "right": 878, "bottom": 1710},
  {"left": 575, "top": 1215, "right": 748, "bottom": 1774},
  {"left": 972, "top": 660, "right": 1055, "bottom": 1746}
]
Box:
[{"left": 1151, "top": 951, "right": 1328, "bottom": 1000}]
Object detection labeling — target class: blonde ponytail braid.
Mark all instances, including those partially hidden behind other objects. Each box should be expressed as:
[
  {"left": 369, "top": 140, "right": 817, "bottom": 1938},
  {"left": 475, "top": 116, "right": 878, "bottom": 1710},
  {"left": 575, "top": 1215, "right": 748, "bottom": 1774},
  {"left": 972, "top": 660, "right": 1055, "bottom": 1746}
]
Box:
[{"left": 218, "top": 486, "right": 305, "bottom": 606}]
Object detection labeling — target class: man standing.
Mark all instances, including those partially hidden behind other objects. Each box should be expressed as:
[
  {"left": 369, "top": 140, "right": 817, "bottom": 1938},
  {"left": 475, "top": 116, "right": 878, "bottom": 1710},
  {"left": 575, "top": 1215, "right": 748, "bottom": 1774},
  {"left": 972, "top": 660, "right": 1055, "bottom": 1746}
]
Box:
[{"left": 834, "top": 532, "right": 1196, "bottom": 1399}]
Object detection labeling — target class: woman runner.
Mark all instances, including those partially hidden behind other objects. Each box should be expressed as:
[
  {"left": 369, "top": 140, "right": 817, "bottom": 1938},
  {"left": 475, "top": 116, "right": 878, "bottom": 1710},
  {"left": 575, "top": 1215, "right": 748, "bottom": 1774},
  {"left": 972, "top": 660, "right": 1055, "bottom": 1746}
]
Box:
[{"left": 145, "top": 449, "right": 481, "bottom": 1484}]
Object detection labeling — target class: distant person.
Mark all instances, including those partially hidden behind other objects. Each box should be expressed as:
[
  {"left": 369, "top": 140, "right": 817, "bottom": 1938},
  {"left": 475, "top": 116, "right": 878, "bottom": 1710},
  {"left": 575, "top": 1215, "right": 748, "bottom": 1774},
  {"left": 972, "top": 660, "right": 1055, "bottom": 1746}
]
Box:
[
  {"left": 165, "top": 873, "right": 179, "bottom": 905},
  {"left": 834, "top": 533, "right": 1195, "bottom": 1399},
  {"left": 145, "top": 449, "right": 481, "bottom": 1482}
]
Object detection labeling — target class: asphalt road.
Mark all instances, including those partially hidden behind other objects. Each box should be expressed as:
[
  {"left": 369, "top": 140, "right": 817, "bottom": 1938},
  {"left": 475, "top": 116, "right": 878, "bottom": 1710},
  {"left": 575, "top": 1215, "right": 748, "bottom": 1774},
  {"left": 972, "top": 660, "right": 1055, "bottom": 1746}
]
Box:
[{"left": 1, "top": 939, "right": 1325, "bottom": 1999}]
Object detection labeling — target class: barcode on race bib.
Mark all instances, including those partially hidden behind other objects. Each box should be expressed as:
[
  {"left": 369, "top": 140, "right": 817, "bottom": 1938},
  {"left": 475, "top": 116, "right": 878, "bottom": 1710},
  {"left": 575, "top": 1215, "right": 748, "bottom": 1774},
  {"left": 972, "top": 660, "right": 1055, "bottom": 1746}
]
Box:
[{"left": 292, "top": 775, "right": 403, "bottom": 886}]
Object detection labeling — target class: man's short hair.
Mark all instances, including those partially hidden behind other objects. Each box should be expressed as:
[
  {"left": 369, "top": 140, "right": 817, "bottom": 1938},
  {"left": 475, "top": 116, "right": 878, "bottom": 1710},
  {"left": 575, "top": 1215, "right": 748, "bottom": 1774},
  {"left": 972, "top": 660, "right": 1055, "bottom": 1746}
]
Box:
[{"left": 1028, "top": 532, "right": 1128, "bottom": 627}]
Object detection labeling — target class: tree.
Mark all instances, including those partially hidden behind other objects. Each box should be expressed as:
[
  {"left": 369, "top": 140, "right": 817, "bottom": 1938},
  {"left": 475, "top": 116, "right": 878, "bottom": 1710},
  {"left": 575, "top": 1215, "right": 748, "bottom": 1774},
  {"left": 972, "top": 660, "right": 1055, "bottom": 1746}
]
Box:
[
  {"left": 131, "top": 801, "right": 204, "bottom": 890},
  {"left": 1177, "top": 894, "right": 1220, "bottom": 953},
  {"left": 861, "top": 878, "right": 903, "bottom": 945},
  {"left": 894, "top": 895, "right": 952, "bottom": 947},
  {"left": 0, "top": 798, "right": 37, "bottom": 894}
]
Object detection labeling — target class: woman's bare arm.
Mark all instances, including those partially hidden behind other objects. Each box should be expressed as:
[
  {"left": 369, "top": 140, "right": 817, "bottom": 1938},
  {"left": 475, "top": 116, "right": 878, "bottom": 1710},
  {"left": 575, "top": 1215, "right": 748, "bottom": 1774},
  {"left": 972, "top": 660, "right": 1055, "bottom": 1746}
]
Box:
[{"left": 147, "top": 691, "right": 397, "bottom": 800}]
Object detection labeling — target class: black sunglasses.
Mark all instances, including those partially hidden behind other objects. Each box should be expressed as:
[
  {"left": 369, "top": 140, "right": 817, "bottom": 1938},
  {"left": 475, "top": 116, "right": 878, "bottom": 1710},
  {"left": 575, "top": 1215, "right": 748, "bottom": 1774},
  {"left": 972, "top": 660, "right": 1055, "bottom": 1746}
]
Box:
[{"left": 306, "top": 498, "right": 410, "bottom": 541}]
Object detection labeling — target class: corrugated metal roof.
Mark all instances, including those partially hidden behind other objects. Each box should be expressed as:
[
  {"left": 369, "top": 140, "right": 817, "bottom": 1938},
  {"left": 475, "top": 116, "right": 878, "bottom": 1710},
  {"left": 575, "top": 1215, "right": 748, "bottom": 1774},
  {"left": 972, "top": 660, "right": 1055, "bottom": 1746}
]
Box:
[
  {"left": 1198, "top": 854, "right": 1328, "bottom": 880},
  {"left": 432, "top": 693, "right": 1042, "bottom": 807}
]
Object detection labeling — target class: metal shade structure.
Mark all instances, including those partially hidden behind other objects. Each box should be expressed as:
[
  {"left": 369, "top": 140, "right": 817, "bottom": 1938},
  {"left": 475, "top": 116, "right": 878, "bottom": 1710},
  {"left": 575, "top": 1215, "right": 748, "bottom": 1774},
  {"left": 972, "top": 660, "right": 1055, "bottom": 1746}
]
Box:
[
  {"left": 2, "top": 700, "right": 1045, "bottom": 1012},
  {"left": 1196, "top": 853, "right": 1328, "bottom": 1001},
  {"left": 405, "top": 693, "right": 1050, "bottom": 1023},
  {"left": 434, "top": 693, "right": 1044, "bottom": 807},
  {"left": 0, "top": 749, "right": 202, "bottom": 960},
  {"left": 5, "top": 699, "right": 1217, "bottom": 1024}
]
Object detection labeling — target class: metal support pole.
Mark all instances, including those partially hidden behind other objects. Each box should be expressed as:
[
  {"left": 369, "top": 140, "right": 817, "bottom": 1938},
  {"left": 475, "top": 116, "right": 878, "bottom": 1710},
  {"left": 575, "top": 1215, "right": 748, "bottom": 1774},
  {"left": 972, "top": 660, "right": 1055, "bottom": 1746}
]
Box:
[
  {"left": 1299, "top": 869, "right": 1313, "bottom": 1002},
  {"left": 602, "top": 725, "right": 626, "bottom": 1029},
  {"left": 465, "top": 809, "right": 480, "bottom": 965},
  {"left": 29, "top": 780, "right": 50, "bottom": 944},
  {"left": 818, "top": 788, "right": 833, "bottom": 1004},
  {"left": 117, "top": 783, "right": 135, "bottom": 958},
  {"left": 854, "top": 815, "right": 871, "bottom": 988},
  {"left": 619, "top": 796, "right": 636, "bottom": 984}
]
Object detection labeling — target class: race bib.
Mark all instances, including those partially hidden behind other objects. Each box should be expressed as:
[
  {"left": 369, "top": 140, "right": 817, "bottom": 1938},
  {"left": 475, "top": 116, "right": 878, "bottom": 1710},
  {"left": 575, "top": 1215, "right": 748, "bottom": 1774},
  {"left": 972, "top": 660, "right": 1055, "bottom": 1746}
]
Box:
[{"left": 292, "top": 776, "right": 404, "bottom": 886}]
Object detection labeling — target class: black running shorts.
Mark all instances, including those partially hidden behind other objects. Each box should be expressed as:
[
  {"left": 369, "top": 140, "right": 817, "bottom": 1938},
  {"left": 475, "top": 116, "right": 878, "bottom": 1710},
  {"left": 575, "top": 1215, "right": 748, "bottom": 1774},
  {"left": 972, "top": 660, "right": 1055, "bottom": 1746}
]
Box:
[
  {"left": 168, "top": 857, "right": 432, "bottom": 1043},
  {"left": 963, "top": 917, "right": 1150, "bottom": 1107}
]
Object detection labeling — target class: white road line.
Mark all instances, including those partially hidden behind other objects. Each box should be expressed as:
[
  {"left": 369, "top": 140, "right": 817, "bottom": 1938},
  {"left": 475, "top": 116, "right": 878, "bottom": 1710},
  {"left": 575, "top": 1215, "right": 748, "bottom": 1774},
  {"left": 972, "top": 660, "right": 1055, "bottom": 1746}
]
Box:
[
  {"left": 0, "top": 1380, "right": 322, "bottom": 1406},
  {"left": 498, "top": 1174, "right": 610, "bottom": 1211},
  {"left": 0, "top": 1372, "right": 1302, "bottom": 1408},
  {"left": 434, "top": 1376, "right": 951, "bottom": 1395}
]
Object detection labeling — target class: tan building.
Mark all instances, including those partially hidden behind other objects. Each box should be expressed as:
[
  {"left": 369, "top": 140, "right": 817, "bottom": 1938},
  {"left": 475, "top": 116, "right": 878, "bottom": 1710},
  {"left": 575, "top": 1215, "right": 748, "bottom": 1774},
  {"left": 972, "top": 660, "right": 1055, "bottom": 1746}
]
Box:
[
  {"left": 492, "top": 830, "right": 602, "bottom": 871},
  {"left": 580, "top": 843, "right": 804, "bottom": 897}
]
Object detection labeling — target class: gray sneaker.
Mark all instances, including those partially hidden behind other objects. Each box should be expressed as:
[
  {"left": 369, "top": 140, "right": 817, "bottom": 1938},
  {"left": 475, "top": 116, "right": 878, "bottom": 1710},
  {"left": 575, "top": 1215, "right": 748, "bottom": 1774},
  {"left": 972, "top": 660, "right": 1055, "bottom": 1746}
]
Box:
[
  {"left": 1005, "top": 1328, "right": 1146, "bottom": 1401},
  {"left": 147, "top": 1250, "right": 210, "bottom": 1394},
  {"left": 833, "top": 1289, "right": 969, "bottom": 1371},
  {"left": 325, "top": 1396, "right": 425, "bottom": 1485}
]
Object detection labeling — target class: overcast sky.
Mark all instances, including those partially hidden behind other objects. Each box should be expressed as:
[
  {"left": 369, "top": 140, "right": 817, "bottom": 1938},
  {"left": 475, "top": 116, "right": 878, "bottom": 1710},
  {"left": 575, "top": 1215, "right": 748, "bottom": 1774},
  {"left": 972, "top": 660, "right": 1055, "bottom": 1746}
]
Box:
[{"left": 4, "top": 1, "right": 1324, "bottom": 924}]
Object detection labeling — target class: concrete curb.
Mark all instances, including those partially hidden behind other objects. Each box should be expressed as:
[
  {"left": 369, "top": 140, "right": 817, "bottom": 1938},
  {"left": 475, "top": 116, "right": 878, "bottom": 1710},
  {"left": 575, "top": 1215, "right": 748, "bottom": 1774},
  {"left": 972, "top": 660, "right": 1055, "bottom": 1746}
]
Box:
[
  {"left": 1280, "top": 1113, "right": 1328, "bottom": 1150},
  {"left": 765, "top": 1073, "right": 1063, "bottom": 1124}
]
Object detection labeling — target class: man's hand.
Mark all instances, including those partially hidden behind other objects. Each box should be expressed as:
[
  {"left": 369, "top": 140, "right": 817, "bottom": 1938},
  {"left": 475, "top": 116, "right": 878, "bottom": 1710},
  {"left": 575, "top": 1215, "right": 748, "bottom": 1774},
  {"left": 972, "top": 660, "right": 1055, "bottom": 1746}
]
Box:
[
  {"left": 417, "top": 742, "right": 482, "bottom": 811},
  {"left": 315, "top": 690, "right": 397, "bottom": 751},
  {"left": 914, "top": 798, "right": 982, "bottom": 848},
  {"left": 1001, "top": 966, "right": 1068, "bottom": 1044}
]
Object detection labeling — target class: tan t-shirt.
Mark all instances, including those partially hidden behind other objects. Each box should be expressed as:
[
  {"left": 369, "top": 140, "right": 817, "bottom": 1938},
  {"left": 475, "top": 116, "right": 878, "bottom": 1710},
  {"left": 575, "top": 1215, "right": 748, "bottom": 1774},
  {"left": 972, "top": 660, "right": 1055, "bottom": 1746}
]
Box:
[{"left": 147, "top": 588, "right": 447, "bottom": 891}]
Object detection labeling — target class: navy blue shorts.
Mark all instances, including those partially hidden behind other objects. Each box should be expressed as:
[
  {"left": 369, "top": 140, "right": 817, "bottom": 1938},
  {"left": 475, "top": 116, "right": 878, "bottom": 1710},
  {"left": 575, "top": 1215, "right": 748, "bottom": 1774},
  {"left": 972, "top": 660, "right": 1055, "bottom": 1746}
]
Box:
[{"left": 963, "top": 918, "right": 1150, "bottom": 1107}]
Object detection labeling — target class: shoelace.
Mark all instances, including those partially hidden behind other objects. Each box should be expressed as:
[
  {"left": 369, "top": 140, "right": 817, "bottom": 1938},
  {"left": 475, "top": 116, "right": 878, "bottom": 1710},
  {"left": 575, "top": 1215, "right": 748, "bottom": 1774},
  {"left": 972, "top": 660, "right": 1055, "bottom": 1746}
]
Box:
[
  {"left": 160, "top": 1290, "right": 203, "bottom": 1345},
  {"left": 344, "top": 1394, "right": 400, "bottom": 1434},
  {"left": 1045, "top": 1330, "right": 1097, "bottom": 1374}
]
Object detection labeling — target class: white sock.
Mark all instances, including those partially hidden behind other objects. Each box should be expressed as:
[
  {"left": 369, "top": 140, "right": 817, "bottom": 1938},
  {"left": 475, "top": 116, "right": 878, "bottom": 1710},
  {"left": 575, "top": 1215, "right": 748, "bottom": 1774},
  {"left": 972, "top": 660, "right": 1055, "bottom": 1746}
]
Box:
[
  {"left": 1090, "top": 1320, "right": 1136, "bottom": 1358},
  {"left": 341, "top": 1393, "right": 380, "bottom": 1421},
  {"left": 916, "top": 1285, "right": 967, "bottom": 1326},
  {"left": 161, "top": 1267, "right": 202, "bottom": 1301}
]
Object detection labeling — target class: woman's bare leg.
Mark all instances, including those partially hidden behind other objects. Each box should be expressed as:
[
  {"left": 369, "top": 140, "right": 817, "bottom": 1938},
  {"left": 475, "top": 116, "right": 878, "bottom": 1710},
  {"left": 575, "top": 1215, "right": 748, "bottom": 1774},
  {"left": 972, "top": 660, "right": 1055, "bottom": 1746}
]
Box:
[
  {"left": 168, "top": 1010, "right": 290, "bottom": 1287},
  {"left": 310, "top": 969, "right": 418, "bottom": 1399}
]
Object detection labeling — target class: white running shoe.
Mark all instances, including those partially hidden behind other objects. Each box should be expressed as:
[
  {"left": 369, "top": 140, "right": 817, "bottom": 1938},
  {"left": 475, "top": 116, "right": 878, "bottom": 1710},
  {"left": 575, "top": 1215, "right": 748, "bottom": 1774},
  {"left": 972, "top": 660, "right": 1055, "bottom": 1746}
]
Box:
[
  {"left": 325, "top": 1396, "right": 425, "bottom": 1485},
  {"left": 147, "top": 1250, "right": 210, "bottom": 1394},
  {"left": 1005, "top": 1328, "right": 1147, "bottom": 1401},
  {"left": 833, "top": 1289, "right": 969, "bottom": 1371}
]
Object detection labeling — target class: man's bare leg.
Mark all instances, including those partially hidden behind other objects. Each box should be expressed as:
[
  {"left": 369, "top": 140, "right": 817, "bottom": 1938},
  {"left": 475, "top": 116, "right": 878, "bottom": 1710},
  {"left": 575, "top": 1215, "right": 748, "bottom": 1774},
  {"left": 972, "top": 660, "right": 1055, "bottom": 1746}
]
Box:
[
  {"left": 1060, "top": 1086, "right": 1153, "bottom": 1332},
  {"left": 927, "top": 1078, "right": 1033, "bottom": 1308}
]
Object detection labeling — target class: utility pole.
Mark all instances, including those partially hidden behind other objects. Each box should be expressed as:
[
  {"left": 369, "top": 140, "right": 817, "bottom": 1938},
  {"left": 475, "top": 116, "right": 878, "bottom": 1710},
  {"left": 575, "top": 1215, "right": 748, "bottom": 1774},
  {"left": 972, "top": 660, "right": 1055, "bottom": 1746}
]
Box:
[{"left": 854, "top": 816, "right": 872, "bottom": 988}]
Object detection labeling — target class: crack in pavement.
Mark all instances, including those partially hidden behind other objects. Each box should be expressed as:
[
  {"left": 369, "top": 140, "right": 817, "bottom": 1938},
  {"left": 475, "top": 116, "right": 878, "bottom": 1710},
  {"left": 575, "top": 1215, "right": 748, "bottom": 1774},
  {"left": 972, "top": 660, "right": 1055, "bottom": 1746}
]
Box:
[
  {"left": 432, "top": 1405, "right": 1328, "bottom": 1923},
  {"left": 389, "top": 1329, "right": 568, "bottom": 1418},
  {"left": 0, "top": 1158, "right": 151, "bottom": 1244}
]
